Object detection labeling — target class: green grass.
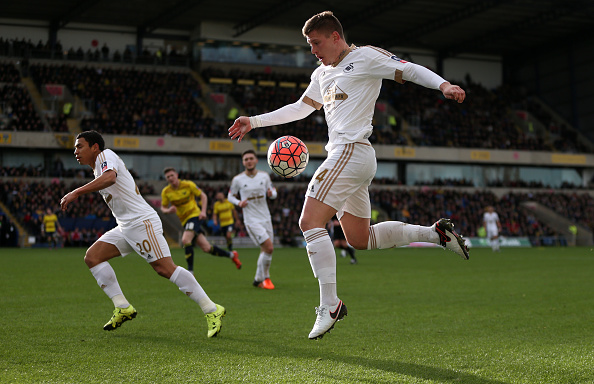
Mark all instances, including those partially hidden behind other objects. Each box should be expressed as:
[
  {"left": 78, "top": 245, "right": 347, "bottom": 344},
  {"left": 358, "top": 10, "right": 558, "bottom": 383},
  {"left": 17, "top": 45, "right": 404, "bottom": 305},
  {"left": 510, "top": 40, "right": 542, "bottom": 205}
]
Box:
[{"left": 1, "top": 246, "right": 593, "bottom": 383}]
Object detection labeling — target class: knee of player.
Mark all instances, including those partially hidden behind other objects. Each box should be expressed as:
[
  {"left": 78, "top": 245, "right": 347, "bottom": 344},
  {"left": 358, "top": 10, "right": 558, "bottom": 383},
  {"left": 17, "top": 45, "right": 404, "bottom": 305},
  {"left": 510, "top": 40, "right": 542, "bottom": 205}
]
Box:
[
  {"left": 151, "top": 262, "right": 174, "bottom": 279},
  {"left": 84, "top": 249, "right": 99, "bottom": 268},
  {"left": 346, "top": 233, "right": 369, "bottom": 250},
  {"left": 299, "top": 215, "right": 317, "bottom": 232}
]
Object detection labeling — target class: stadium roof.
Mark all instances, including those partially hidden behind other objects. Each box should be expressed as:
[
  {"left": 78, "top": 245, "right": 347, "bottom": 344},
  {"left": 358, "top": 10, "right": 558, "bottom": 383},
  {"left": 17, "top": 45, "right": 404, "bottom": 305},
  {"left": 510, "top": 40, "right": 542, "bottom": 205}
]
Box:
[{"left": 2, "top": 0, "right": 594, "bottom": 58}]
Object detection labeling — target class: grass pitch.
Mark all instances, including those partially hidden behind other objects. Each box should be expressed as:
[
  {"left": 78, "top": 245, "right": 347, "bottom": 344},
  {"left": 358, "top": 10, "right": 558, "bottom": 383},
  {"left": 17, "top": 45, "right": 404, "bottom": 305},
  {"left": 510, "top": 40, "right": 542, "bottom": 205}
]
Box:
[{"left": 1, "top": 246, "right": 593, "bottom": 383}]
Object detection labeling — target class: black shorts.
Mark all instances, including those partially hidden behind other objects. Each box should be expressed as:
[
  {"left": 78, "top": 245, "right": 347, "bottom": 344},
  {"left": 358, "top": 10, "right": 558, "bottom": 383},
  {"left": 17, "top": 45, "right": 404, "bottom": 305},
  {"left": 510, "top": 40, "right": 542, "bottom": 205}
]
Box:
[
  {"left": 221, "top": 224, "right": 234, "bottom": 234},
  {"left": 184, "top": 217, "right": 205, "bottom": 235}
]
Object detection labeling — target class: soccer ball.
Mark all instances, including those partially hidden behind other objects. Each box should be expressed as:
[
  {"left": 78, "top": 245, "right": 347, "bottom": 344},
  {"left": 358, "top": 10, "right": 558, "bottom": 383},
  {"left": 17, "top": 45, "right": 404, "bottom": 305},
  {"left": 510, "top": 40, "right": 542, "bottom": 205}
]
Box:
[{"left": 267, "top": 135, "right": 309, "bottom": 178}]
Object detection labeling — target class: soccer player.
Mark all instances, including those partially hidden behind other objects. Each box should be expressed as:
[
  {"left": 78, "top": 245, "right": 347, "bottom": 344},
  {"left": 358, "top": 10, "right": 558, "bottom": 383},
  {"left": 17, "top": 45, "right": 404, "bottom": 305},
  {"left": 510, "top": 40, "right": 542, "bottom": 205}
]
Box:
[
  {"left": 329, "top": 216, "right": 357, "bottom": 264},
  {"left": 227, "top": 149, "right": 277, "bottom": 290},
  {"left": 483, "top": 206, "right": 502, "bottom": 252},
  {"left": 212, "top": 192, "right": 238, "bottom": 251},
  {"left": 42, "top": 207, "right": 61, "bottom": 249},
  {"left": 60, "top": 131, "right": 226, "bottom": 338},
  {"left": 228, "top": 11, "right": 469, "bottom": 340},
  {"left": 161, "top": 168, "right": 242, "bottom": 273}
]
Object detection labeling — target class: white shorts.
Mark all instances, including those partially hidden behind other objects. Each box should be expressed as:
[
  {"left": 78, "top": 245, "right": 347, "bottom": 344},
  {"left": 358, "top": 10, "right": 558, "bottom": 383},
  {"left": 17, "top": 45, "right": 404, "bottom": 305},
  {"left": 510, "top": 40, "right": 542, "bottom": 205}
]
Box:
[
  {"left": 245, "top": 220, "right": 274, "bottom": 246},
  {"left": 99, "top": 216, "right": 171, "bottom": 263},
  {"left": 306, "top": 143, "right": 377, "bottom": 219},
  {"left": 486, "top": 225, "right": 499, "bottom": 239}
]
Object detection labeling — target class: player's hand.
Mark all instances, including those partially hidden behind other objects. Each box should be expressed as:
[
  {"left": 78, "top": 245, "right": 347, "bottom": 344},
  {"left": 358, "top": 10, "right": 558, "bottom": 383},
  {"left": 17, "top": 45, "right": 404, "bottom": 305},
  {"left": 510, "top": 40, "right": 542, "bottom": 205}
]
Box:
[
  {"left": 228, "top": 116, "right": 252, "bottom": 142},
  {"left": 440, "top": 83, "right": 465, "bottom": 103},
  {"left": 239, "top": 200, "right": 248, "bottom": 208},
  {"left": 60, "top": 191, "right": 78, "bottom": 211},
  {"left": 267, "top": 188, "right": 275, "bottom": 197},
  {"left": 199, "top": 212, "right": 207, "bottom": 220}
]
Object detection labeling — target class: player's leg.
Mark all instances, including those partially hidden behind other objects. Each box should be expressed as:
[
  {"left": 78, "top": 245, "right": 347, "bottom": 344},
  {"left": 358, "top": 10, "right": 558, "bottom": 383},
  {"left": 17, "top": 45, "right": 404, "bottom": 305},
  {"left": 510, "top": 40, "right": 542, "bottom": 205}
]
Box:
[
  {"left": 225, "top": 225, "right": 234, "bottom": 251},
  {"left": 339, "top": 239, "right": 357, "bottom": 264},
  {"left": 257, "top": 235, "right": 274, "bottom": 289},
  {"left": 195, "top": 232, "right": 242, "bottom": 269},
  {"left": 181, "top": 228, "right": 196, "bottom": 273},
  {"left": 491, "top": 230, "right": 500, "bottom": 251},
  {"left": 140, "top": 219, "right": 225, "bottom": 338},
  {"left": 301, "top": 143, "right": 376, "bottom": 339},
  {"left": 348, "top": 207, "right": 469, "bottom": 259},
  {"left": 245, "top": 222, "right": 273, "bottom": 288},
  {"left": 300, "top": 197, "right": 345, "bottom": 339},
  {"left": 86, "top": 229, "right": 136, "bottom": 331}
]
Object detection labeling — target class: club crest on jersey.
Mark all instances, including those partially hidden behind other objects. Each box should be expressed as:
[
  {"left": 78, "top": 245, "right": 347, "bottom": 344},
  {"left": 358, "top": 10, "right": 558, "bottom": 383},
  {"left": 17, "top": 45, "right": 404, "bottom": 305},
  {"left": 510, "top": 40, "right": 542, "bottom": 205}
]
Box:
[
  {"left": 101, "top": 161, "right": 108, "bottom": 172},
  {"left": 390, "top": 55, "right": 407, "bottom": 63},
  {"left": 344, "top": 63, "right": 354, "bottom": 73}
]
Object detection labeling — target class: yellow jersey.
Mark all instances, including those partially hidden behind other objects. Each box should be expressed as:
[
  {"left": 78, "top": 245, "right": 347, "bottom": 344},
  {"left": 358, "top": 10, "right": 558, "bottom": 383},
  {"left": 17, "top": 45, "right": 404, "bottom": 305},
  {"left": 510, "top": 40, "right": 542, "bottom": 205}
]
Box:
[
  {"left": 43, "top": 213, "right": 59, "bottom": 233},
  {"left": 213, "top": 199, "right": 235, "bottom": 227},
  {"left": 161, "top": 180, "right": 203, "bottom": 225}
]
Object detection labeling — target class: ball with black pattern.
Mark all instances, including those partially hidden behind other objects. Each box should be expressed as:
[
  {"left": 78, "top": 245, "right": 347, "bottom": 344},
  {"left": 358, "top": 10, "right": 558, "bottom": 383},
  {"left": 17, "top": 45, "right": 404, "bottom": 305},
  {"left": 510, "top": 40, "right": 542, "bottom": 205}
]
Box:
[{"left": 267, "top": 135, "right": 309, "bottom": 178}]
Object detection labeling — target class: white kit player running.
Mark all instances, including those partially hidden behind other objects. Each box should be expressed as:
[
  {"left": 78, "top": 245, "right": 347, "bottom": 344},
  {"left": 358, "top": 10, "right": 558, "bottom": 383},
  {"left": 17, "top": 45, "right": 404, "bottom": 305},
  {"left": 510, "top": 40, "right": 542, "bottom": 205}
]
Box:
[
  {"left": 229, "top": 11, "right": 469, "bottom": 340},
  {"left": 228, "top": 149, "right": 277, "bottom": 290},
  {"left": 483, "top": 206, "right": 502, "bottom": 252},
  {"left": 60, "top": 130, "right": 226, "bottom": 338}
]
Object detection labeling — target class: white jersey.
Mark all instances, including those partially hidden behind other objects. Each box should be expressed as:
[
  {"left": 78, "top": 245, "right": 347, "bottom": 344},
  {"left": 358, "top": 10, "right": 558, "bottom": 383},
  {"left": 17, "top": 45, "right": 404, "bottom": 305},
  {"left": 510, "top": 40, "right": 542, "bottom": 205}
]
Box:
[
  {"left": 229, "top": 171, "right": 274, "bottom": 225},
  {"left": 303, "top": 45, "right": 414, "bottom": 151},
  {"left": 94, "top": 149, "right": 156, "bottom": 228},
  {"left": 483, "top": 212, "right": 500, "bottom": 227}
]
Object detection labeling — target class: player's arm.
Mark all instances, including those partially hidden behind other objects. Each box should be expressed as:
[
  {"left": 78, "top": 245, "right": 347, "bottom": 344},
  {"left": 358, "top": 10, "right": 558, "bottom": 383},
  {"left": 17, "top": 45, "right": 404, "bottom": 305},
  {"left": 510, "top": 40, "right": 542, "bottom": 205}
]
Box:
[
  {"left": 160, "top": 204, "right": 176, "bottom": 214},
  {"left": 229, "top": 99, "right": 316, "bottom": 142},
  {"left": 227, "top": 183, "right": 247, "bottom": 208},
  {"left": 400, "top": 62, "right": 465, "bottom": 103},
  {"left": 160, "top": 190, "right": 176, "bottom": 214},
  {"left": 60, "top": 170, "right": 116, "bottom": 210},
  {"left": 198, "top": 191, "right": 208, "bottom": 220}
]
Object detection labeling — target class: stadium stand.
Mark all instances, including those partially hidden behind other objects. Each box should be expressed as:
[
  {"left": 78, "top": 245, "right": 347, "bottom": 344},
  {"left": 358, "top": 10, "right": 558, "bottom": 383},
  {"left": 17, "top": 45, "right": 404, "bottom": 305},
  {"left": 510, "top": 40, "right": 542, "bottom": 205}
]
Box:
[
  {"left": 1, "top": 39, "right": 593, "bottom": 249},
  {"left": 3, "top": 175, "right": 590, "bottom": 248}
]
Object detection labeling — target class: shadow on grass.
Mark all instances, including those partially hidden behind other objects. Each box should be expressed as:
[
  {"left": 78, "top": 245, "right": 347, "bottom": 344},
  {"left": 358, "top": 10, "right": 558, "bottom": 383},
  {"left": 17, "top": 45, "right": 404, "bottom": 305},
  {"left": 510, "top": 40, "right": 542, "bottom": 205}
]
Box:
[
  {"left": 117, "top": 332, "right": 511, "bottom": 384},
  {"left": 273, "top": 342, "right": 511, "bottom": 384}
]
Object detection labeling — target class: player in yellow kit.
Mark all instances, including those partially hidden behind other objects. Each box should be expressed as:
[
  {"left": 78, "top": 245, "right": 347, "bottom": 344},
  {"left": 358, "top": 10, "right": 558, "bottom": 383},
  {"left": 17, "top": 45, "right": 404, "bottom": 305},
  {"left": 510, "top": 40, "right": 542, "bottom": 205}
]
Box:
[
  {"left": 161, "top": 168, "right": 242, "bottom": 273},
  {"left": 212, "top": 192, "right": 238, "bottom": 251},
  {"left": 42, "top": 207, "right": 62, "bottom": 249}
]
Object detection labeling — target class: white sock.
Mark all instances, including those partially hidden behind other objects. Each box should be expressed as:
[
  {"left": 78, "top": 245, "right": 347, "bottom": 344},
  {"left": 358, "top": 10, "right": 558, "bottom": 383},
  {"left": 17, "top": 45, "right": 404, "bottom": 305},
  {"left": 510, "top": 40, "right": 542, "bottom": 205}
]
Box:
[
  {"left": 368, "top": 222, "right": 438, "bottom": 249},
  {"left": 256, "top": 252, "right": 272, "bottom": 280},
  {"left": 303, "top": 228, "right": 338, "bottom": 307},
  {"left": 255, "top": 255, "right": 264, "bottom": 282},
  {"left": 90, "top": 262, "right": 130, "bottom": 308},
  {"left": 169, "top": 266, "right": 216, "bottom": 314}
]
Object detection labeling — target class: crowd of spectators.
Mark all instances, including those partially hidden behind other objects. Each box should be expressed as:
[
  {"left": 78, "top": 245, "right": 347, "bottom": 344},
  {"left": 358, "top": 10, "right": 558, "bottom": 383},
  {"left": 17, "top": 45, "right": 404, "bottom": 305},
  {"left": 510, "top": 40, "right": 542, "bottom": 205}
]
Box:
[
  {"left": 414, "top": 178, "right": 475, "bottom": 187},
  {"left": 486, "top": 179, "right": 586, "bottom": 189},
  {"left": 0, "top": 177, "right": 155, "bottom": 247},
  {"left": 0, "top": 214, "right": 19, "bottom": 246},
  {"left": 28, "top": 63, "right": 206, "bottom": 137},
  {"left": 3, "top": 174, "right": 590, "bottom": 248},
  {"left": 0, "top": 38, "right": 189, "bottom": 66},
  {"left": 0, "top": 82, "right": 46, "bottom": 132},
  {"left": 0, "top": 165, "right": 93, "bottom": 179},
  {"left": 2, "top": 59, "right": 593, "bottom": 154}
]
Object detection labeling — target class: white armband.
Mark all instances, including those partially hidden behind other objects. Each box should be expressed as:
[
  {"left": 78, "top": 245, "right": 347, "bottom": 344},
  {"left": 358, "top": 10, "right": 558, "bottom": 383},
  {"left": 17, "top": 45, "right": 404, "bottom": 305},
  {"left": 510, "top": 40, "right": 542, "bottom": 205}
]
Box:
[
  {"left": 402, "top": 62, "right": 447, "bottom": 90},
  {"left": 249, "top": 100, "right": 316, "bottom": 128}
]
